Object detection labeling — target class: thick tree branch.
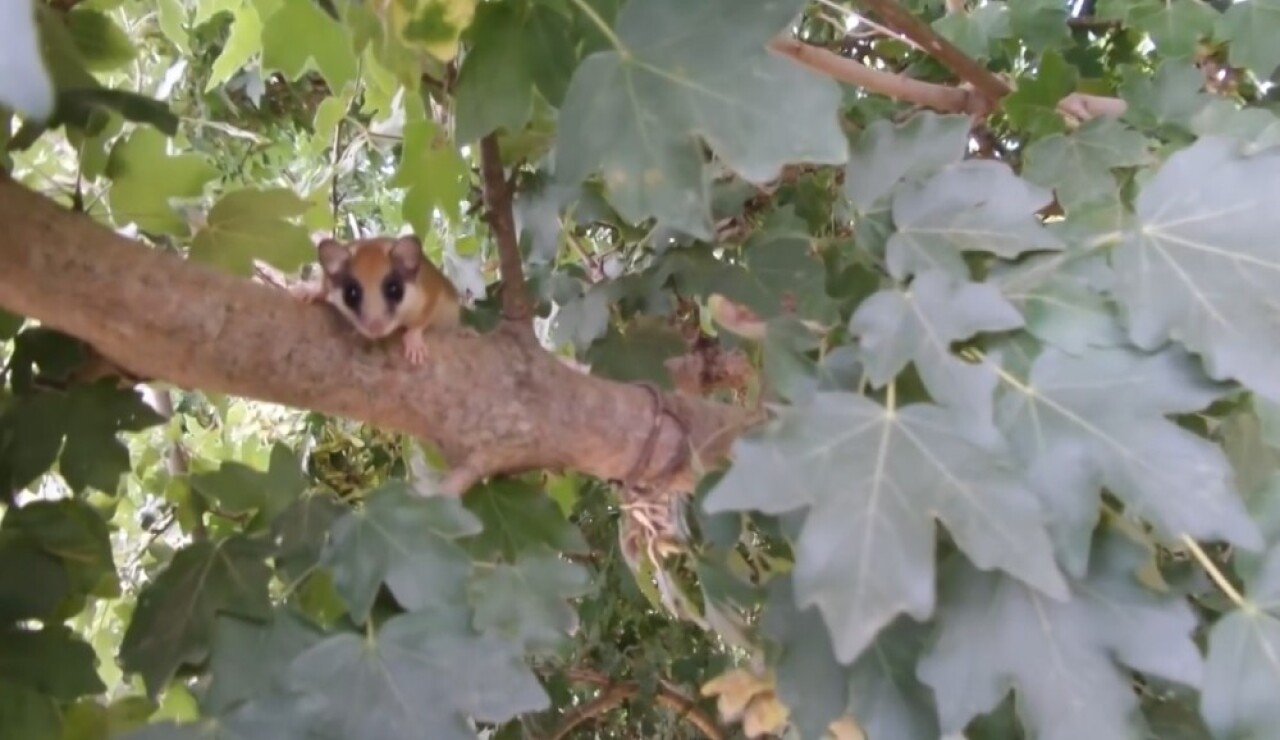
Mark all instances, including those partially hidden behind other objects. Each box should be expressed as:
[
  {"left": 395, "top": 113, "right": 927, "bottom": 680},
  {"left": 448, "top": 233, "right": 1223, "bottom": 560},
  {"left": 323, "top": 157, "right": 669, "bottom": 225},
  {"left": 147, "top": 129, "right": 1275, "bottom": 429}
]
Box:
[
  {"left": 479, "top": 133, "right": 532, "bottom": 330},
  {"left": 0, "top": 176, "right": 759, "bottom": 496}
]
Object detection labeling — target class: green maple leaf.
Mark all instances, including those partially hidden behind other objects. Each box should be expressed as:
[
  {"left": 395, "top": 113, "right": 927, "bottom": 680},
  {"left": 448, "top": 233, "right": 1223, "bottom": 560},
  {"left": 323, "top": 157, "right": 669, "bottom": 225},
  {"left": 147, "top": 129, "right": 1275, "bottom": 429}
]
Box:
[
  {"left": 992, "top": 244, "right": 1127, "bottom": 355},
  {"left": 554, "top": 0, "right": 847, "bottom": 238},
  {"left": 469, "top": 549, "right": 591, "bottom": 651},
  {"left": 1115, "top": 136, "right": 1280, "bottom": 401},
  {"left": 105, "top": 128, "right": 218, "bottom": 235},
  {"left": 1022, "top": 116, "right": 1152, "bottom": 212},
  {"left": 66, "top": 8, "right": 136, "bottom": 71},
  {"left": 204, "top": 610, "right": 325, "bottom": 715},
  {"left": 763, "top": 578, "right": 939, "bottom": 740},
  {"left": 272, "top": 492, "right": 346, "bottom": 581},
  {"left": 189, "top": 443, "right": 308, "bottom": 522},
  {"left": 704, "top": 391, "right": 1068, "bottom": 663},
  {"left": 259, "top": 0, "right": 357, "bottom": 91},
  {"left": 0, "top": 625, "right": 105, "bottom": 701},
  {"left": 461, "top": 479, "right": 589, "bottom": 560},
  {"left": 843, "top": 111, "right": 970, "bottom": 212},
  {"left": 453, "top": 0, "right": 574, "bottom": 141},
  {"left": 997, "top": 345, "right": 1262, "bottom": 578},
  {"left": 119, "top": 537, "right": 273, "bottom": 698},
  {"left": 1190, "top": 99, "right": 1280, "bottom": 154},
  {"left": 850, "top": 270, "right": 1023, "bottom": 432},
  {"left": 1135, "top": 0, "right": 1219, "bottom": 61},
  {"left": 1003, "top": 50, "right": 1077, "bottom": 138},
  {"left": 4, "top": 498, "right": 119, "bottom": 602},
  {"left": 585, "top": 320, "right": 685, "bottom": 388},
  {"left": 0, "top": 680, "right": 59, "bottom": 740},
  {"left": 283, "top": 605, "right": 548, "bottom": 740},
  {"left": 1120, "top": 62, "right": 1213, "bottom": 131},
  {"left": 1202, "top": 606, "right": 1280, "bottom": 738},
  {"left": 0, "top": 384, "right": 164, "bottom": 495},
  {"left": 206, "top": 2, "right": 264, "bottom": 91},
  {"left": 190, "top": 188, "right": 314, "bottom": 276},
  {"left": 887, "top": 160, "right": 1062, "bottom": 279},
  {"left": 737, "top": 209, "right": 841, "bottom": 324},
  {"left": 321, "top": 483, "right": 481, "bottom": 622},
  {"left": 930, "top": 2, "right": 1010, "bottom": 61},
  {"left": 918, "top": 532, "right": 1203, "bottom": 740},
  {"left": 1220, "top": 0, "right": 1280, "bottom": 77},
  {"left": 390, "top": 119, "right": 469, "bottom": 231},
  {"left": 1008, "top": 0, "right": 1070, "bottom": 53}
]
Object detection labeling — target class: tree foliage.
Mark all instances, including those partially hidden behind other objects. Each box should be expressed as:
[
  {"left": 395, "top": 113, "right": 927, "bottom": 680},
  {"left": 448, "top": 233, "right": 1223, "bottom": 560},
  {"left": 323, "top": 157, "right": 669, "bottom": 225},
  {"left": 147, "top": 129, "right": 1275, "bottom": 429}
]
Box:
[{"left": 3, "top": 0, "right": 1280, "bottom": 738}]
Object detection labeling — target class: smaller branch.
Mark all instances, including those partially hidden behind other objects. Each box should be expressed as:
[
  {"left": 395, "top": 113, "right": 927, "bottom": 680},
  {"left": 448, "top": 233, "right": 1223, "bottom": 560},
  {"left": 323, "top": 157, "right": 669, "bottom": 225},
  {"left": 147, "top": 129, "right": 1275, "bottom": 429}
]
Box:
[
  {"left": 769, "top": 36, "right": 972, "bottom": 113},
  {"left": 479, "top": 133, "right": 533, "bottom": 330},
  {"left": 854, "top": 0, "right": 1011, "bottom": 103},
  {"left": 770, "top": 35, "right": 1127, "bottom": 121},
  {"left": 152, "top": 389, "right": 207, "bottom": 541},
  {"left": 944, "top": 0, "right": 966, "bottom": 13},
  {"left": 554, "top": 667, "right": 725, "bottom": 740}
]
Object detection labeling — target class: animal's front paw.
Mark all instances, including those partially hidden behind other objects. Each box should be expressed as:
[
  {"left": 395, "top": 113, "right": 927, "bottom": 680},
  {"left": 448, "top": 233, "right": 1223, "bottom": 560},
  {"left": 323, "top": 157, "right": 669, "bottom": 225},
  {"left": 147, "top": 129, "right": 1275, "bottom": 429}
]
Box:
[
  {"left": 289, "top": 282, "right": 326, "bottom": 304},
  {"left": 403, "top": 330, "right": 428, "bottom": 366}
]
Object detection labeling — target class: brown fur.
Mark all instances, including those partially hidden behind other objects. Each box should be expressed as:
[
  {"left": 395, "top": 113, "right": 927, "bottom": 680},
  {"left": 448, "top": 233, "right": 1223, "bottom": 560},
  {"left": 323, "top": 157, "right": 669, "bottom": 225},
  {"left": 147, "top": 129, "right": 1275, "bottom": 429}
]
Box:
[{"left": 299, "top": 235, "right": 461, "bottom": 364}]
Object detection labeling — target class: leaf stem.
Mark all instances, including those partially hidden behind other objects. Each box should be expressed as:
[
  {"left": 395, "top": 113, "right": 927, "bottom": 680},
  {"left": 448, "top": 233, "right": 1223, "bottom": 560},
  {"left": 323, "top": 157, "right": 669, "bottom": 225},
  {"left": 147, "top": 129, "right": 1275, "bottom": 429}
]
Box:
[
  {"left": 1181, "top": 534, "right": 1252, "bottom": 613},
  {"left": 566, "top": 0, "right": 627, "bottom": 55}
]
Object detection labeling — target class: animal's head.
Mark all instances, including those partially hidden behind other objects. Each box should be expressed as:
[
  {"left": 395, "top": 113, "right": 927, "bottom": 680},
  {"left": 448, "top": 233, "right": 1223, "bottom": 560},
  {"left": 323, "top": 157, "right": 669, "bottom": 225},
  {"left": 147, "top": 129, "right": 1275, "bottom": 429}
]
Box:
[{"left": 315, "top": 235, "right": 426, "bottom": 339}]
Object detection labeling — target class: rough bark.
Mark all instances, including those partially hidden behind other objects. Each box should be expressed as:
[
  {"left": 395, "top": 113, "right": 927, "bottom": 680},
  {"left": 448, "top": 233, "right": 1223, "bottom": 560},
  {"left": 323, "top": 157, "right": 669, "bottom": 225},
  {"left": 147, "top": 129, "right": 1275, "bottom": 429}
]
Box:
[{"left": 0, "top": 175, "right": 760, "bottom": 495}]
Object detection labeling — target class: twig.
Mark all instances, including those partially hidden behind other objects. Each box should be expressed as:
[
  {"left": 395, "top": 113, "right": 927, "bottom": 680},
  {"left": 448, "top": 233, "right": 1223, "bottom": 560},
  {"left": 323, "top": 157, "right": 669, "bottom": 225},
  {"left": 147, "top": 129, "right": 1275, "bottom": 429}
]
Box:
[
  {"left": 854, "top": 0, "right": 1010, "bottom": 105},
  {"left": 769, "top": 35, "right": 972, "bottom": 113},
  {"left": 550, "top": 667, "right": 725, "bottom": 740},
  {"left": 152, "top": 389, "right": 206, "bottom": 541},
  {"left": 478, "top": 133, "right": 533, "bottom": 330},
  {"left": 769, "top": 34, "right": 1128, "bottom": 121}
]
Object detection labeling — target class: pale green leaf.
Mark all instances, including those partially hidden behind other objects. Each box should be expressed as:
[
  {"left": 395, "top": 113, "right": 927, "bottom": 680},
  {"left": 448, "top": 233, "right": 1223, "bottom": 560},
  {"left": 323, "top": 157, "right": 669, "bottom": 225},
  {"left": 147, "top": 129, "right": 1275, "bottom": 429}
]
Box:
[
  {"left": 284, "top": 605, "right": 548, "bottom": 739},
  {"left": 390, "top": 119, "right": 469, "bottom": 230},
  {"left": 850, "top": 270, "right": 1023, "bottom": 431},
  {"left": 469, "top": 550, "right": 591, "bottom": 651},
  {"left": 206, "top": 2, "right": 262, "bottom": 91},
  {"left": 1115, "top": 136, "right": 1280, "bottom": 401},
  {"left": 118, "top": 537, "right": 273, "bottom": 698},
  {"left": 996, "top": 345, "right": 1262, "bottom": 578},
  {"left": 918, "top": 532, "right": 1203, "bottom": 740},
  {"left": 190, "top": 188, "right": 314, "bottom": 275},
  {"left": 260, "top": 0, "right": 357, "bottom": 92},
  {"left": 66, "top": 8, "right": 136, "bottom": 71},
  {"left": 887, "top": 160, "right": 1062, "bottom": 279},
  {"left": 105, "top": 128, "right": 219, "bottom": 235},
  {"left": 1219, "top": 0, "right": 1280, "bottom": 77},
  {"left": 321, "top": 483, "right": 481, "bottom": 622},
  {"left": 1200, "top": 608, "right": 1280, "bottom": 738},
  {"left": 1022, "top": 116, "right": 1152, "bottom": 212},
  {"left": 554, "top": 0, "right": 847, "bottom": 238},
  {"left": 1134, "top": 0, "right": 1219, "bottom": 60},
  {"left": 704, "top": 391, "right": 1067, "bottom": 663},
  {"left": 843, "top": 111, "right": 971, "bottom": 212},
  {"left": 930, "top": 2, "right": 1011, "bottom": 61}
]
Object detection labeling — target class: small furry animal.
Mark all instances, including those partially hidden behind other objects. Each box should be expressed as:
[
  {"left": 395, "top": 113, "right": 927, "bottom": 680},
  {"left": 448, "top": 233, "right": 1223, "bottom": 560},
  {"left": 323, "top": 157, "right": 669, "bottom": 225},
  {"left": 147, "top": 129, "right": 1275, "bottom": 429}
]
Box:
[{"left": 291, "top": 235, "right": 461, "bottom": 365}]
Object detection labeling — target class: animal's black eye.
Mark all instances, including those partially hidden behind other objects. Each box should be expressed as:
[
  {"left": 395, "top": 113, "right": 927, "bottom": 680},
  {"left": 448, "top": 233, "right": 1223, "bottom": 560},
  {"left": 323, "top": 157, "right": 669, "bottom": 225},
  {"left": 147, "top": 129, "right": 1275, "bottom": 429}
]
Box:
[
  {"left": 382, "top": 276, "right": 404, "bottom": 304},
  {"left": 341, "top": 280, "right": 362, "bottom": 310}
]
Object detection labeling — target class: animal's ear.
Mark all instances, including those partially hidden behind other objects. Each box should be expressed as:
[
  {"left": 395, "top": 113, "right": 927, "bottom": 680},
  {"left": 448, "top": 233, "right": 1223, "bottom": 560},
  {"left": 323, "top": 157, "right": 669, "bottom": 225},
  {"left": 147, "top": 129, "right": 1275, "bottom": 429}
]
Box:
[
  {"left": 390, "top": 235, "right": 424, "bottom": 276},
  {"left": 316, "top": 239, "right": 349, "bottom": 275}
]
